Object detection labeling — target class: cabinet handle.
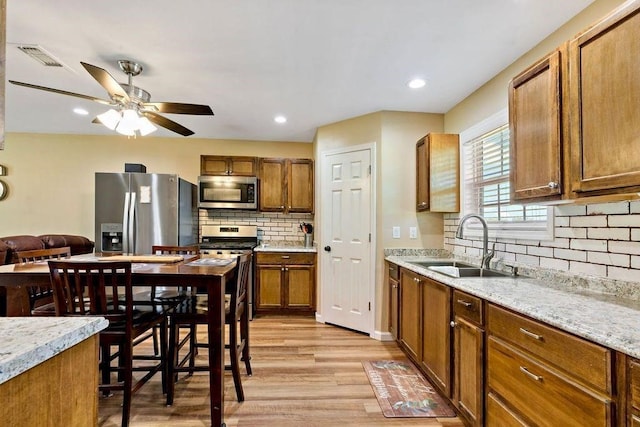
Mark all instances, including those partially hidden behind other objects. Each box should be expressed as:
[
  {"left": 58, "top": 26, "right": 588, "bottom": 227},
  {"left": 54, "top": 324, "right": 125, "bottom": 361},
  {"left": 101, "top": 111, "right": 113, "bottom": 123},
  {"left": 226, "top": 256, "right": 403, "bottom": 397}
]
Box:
[
  {"left": 519, "top": 327, "right": 543, "bottom": 341},
  {"left": 547, "top": 181, "right": 558, "bottom": 189},
  {"left": 419, "top": 202, "right": 427, "bottom": 207},
  {"left": 450, "top": 321, "right": 456, "bottom": 328},
  {"left": 281, "top": 267, "right": 285, "bottom": 271},
  {"left": 281, "top": 255, "right": 290, "bottom": 259},
  {"left": 413, "top": 277, "right": 420, "bottom": 283},
  {"left": 392, "top": 284, "right": 398, "bottom": 289},
  {"left": 519, "top": 366, "right": 543, "bottom": 382},
  {"left": 456, "top": 299, "right": 472, "bottom": 308},
  {"left": 280, "top": 205, "right": 285, "bottom": 209}
]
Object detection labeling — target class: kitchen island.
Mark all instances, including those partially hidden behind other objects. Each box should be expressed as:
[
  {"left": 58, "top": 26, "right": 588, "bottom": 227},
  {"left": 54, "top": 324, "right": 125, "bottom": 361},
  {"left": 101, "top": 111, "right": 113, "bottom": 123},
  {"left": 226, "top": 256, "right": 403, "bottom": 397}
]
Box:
[{"left": 0, "top": 316, "right": 108, "bottom": 426}]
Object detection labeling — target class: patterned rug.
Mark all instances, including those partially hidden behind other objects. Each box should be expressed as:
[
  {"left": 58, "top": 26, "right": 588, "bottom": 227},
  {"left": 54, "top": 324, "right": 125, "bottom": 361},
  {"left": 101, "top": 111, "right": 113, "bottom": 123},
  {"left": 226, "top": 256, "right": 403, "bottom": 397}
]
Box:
[{"left": 362, "top": 360, "right": 457, "bottom": 418}]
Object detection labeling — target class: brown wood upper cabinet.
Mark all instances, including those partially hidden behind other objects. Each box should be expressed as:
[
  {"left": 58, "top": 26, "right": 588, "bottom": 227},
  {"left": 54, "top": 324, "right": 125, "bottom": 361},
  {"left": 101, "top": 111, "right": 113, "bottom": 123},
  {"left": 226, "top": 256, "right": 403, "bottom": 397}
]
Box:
[
  {"left": 569, "top": 1, "right": 640, "bottom": 197},
  {"left": 259, "top": 158, "right": 313, "bottom": 213},
  {"left": 509, "top": 46, "right": 565, "bottom": 203},
  {"left": 200, "top": 155, "right": 257, "bottom": 176},
  {"left": 416, "top": 133, "right": 460, "bottom": 212}
]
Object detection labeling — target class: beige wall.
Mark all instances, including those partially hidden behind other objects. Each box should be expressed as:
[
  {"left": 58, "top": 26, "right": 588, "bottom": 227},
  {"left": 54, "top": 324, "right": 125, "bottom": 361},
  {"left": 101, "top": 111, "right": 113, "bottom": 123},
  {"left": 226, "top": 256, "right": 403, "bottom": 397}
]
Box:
[
  {"left": 444, "top": 0, "right": 626, "bottom": 134},
  {"left": 313, "top": 111, "right": 445, "bottom": 332},
  {"left": 0, "top": 132, "right": 312, "bottom": 237}
]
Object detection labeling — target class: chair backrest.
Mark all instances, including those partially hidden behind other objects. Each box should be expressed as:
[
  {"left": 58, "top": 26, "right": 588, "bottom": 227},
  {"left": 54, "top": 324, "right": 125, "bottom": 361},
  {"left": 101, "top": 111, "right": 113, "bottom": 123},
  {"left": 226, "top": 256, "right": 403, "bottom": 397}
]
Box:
[
  {"left": 17, "top": 247, "right": 72, "bottom": 307},
  {"left": 151, "top": 245, "right": 199, "bottom": 255},
  {"left": 16, "top": 246, "right": 71, "bottom": 263},
  {"left": 48, "top": 260, "right": 133, "bottom": 323},
  {"left": 229, "top": 253, "right": 252, "bottom": 317}
]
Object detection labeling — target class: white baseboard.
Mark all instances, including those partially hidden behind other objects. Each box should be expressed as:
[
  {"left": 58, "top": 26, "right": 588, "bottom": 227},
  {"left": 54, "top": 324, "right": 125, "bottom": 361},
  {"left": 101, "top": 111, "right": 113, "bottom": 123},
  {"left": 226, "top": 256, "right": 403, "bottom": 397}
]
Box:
[{"left": 373, "top": 330, "right": 395, "bottom": 342}]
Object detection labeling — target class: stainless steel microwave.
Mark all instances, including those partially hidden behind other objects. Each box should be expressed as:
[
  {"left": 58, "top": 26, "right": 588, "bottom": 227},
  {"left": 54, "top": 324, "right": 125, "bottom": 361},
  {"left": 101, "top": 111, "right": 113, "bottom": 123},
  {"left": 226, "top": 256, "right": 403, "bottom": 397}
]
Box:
[{"left": 198, "top": 175, "right": 258, "bottom": 209}]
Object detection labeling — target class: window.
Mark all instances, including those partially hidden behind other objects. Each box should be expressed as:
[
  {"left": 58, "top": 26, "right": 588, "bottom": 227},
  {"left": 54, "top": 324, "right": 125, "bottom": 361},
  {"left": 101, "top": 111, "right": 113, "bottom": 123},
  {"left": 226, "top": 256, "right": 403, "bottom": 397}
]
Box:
[{"left": 460, "top": 109, "right": 553, "bottom": 240}]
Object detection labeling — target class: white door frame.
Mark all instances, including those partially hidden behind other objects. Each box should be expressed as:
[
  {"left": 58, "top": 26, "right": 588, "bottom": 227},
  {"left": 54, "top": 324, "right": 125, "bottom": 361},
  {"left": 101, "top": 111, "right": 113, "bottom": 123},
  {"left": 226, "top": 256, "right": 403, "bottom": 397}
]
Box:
[{"left": 316, "top": 142, "right": 377, "bottom": 337}]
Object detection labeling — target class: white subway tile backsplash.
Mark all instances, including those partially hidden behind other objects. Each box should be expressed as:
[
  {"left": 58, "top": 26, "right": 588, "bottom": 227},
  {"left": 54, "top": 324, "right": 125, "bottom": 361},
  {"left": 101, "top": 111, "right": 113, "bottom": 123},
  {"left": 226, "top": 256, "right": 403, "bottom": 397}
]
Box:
[
  {"left": 608, "top": 214, "right": 640, "bottom": 228},
  {"left": 505, "top": 244, "right": 527, "bottom": 254},
  {"left": 588, "top": 227, "right": 630, "bottom": 241},
  {"left": 515, "top": 254, "right": 540, "bottom": 266},
  {"left": 588, "top": 251, "right": 630, "bottom": 267},
  {"left": 554, "top": 216, "right": 570, "bottom": 227},
  {"left": 632, "top": 229, "right": 640, "bottom": 241},
  {"left": 570, "top": 239, "right": 607, "bottom": 252},
  {"left": 527, "top": 246, "right": 554, "bottom": 257},
  {"left": 570, "top": 215, "right": 608, "bottom": 228},
  {"left": 540, "top": 257, "right": 569, "bottom": 271},
  {"left": 544, "top": 238, "right": 570, "bottom": 249},
  {"left": 586, "top": 201, "right": 629, "bottom": 215},
  {"left": 609, "top": 241, "right": 640, "bottom": 255},
  {"left": 555, "top": 205, "right": 586, "bottom": 216},
  {"left": 631, "top": 256, "right": 640, "bottom": 269},
  {"left": 608, "top": 266, "right": 640, "bottom": 282},
  {"left": 570, "top": 261, "right": 607, "bottom": 277},
  {"left": 554, "top": 248, "right": 587, "bottom": 262},
  {"left": 555, "top": 227, "right": 587, "bottom": 239}
]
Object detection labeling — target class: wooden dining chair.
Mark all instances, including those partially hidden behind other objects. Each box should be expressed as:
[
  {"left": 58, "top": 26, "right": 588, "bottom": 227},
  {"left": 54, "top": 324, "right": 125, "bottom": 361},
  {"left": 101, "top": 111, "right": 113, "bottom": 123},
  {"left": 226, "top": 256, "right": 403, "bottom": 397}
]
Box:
[
  {"left": 166, "top": 252, "right": 253, "bottom": 405},
  {"left": 132, "top": 244, "right": 199, "bottom": 356},
  {"left": 48, "top": 260, "right": 168, "bottom": 427},
  {"left": 16, "top": 246, "right": 71, "bottom": 316}
]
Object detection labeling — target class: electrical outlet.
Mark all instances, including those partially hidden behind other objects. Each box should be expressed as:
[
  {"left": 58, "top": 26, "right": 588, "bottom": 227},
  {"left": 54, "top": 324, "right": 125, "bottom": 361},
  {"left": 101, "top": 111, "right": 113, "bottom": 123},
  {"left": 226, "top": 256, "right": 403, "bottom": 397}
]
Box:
[
  {"left": 409, "top": 227, "right": 417, "bottom": 239},
  {"left": 392, "top": 226, "right": 400, "bottom": 239}
]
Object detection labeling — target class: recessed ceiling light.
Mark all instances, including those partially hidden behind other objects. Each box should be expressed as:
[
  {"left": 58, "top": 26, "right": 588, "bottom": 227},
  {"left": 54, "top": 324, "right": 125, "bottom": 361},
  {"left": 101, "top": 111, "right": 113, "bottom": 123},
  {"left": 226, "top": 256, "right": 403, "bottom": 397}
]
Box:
[
  {"left": 274, "top": 115, "right": 287, "bottom": 124},
  {"left": 408, "top": 78, "right": 426, "bottom": 89},
  {"left": 73, "top": 107, "right": 89, "bottom": 115}
]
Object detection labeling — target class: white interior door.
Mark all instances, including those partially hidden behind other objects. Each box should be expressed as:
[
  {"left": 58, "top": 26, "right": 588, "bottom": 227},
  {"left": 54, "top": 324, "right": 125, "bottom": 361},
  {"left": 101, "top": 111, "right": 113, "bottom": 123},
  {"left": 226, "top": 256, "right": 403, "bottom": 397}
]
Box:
[{"left": 320, "top": 146, "right": 373, "bottom": 334}]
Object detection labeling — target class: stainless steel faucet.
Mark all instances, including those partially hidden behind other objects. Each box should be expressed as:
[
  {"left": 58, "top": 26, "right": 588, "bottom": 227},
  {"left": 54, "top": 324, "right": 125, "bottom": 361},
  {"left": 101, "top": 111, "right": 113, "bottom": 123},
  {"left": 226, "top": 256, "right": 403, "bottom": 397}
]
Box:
[{"left": 455, "top": 214, "right": 495, "bottom": 270}]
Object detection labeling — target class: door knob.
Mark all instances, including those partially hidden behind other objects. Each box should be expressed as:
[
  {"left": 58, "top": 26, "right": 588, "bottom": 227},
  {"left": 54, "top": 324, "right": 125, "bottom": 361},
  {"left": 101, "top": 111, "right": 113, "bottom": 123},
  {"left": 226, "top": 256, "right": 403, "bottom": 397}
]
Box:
[{"left": 324, "top": 245, "right": 331, "bottom": 252}]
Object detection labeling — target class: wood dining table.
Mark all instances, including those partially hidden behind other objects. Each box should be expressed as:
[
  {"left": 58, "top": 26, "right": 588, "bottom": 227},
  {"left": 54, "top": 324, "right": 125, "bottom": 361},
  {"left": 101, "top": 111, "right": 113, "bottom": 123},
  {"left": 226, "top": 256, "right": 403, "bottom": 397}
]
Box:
[{"left": 0, "top": 253, "right": 236, "bottom": 427}]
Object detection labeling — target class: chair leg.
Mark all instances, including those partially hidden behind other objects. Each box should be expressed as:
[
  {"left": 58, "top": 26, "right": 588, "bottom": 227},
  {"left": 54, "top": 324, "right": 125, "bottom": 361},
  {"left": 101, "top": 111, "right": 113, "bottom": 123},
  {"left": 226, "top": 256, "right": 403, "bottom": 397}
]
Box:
[
  {"left": 229, "top": 319, "right": 244, "bottom": 402},
  {"left": 188, "top": 323, "right": 197, "bottom": 375},
  {"left": 240, "top": 309, "right": 252, "bottom": 376},
  {"left": 152, "top": 325, "right": 160, "bottom": 356},
  {"left": 121, "top": 341, "right": 134, "bottom": 427},
  {"left": 100, "top": 344, "right": 112, "bottom": 397},
  {"left": 166, "top": 319, "right": 178, "bottom": 406},
  {"left": 159, "top": 318, "right": 168, "bottom": 395}
]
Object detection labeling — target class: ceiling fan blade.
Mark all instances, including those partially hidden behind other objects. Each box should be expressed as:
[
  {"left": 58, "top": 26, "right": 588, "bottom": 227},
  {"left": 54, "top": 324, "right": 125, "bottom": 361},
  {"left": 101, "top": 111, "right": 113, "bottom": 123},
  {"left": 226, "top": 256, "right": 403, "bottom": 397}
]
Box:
[
  {"left": 81, "top": 62, "right": 130, "bottom": 102},
  {"left": 142, "top": 111, "right": 195, "bottom": 137},
  {"left": 9, "top": 80, "right": 113, "bottom": 105},
  {"left": 143, "top": 102, "right": 214, "bottom": 115}
]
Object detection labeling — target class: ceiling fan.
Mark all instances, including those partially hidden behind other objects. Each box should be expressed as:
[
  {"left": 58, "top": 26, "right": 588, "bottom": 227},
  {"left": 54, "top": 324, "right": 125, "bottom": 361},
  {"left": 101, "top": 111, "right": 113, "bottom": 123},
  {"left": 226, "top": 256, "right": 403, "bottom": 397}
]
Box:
[{"left": 9, "top": 59, "right": 214, "bottom": 137}]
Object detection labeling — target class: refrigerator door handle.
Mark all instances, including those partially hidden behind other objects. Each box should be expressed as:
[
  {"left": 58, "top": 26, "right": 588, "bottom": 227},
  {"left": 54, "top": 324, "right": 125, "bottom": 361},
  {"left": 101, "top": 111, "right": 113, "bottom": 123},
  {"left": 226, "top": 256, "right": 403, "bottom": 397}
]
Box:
[
  {"left": 123, "top": 191, "right": 131, "bottom": 254},
  {"left": 129, "top": 192, "right": 137, "bottom": 254}
]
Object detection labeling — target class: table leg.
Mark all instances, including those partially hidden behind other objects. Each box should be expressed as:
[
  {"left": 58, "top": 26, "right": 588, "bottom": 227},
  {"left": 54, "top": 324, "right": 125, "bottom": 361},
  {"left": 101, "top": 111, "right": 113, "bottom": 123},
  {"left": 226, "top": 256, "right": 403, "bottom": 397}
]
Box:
[
  {"left": 208, "top": 276, "right": 225, "bottom": 427},
  {"left": 5, "top": 286, "right": 31, "bottom": 316}
]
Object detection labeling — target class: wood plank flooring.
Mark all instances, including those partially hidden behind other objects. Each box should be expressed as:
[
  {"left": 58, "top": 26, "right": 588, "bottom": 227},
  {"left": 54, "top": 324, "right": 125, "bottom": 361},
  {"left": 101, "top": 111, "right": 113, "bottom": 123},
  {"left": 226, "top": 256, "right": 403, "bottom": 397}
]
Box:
[{"left": 98, "top": 316, "right": 464, "bottom": 426}]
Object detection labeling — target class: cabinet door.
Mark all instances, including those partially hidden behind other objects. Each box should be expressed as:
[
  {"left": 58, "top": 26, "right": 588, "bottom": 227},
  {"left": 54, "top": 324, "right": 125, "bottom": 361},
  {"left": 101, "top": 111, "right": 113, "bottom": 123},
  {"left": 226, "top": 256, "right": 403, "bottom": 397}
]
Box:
[
  {"left": 228, "top": 157, "right": 257, "bottom": 176},
  {"left": 286, "top": 265, "right": 314, "bottom": 309},
  {"left": 259, "top": 158, "right": 286, "bottom": 211},
  {"left": 569, "top": 2, "right": 640, "bottom": 195},
  {"left": 201, "top": 156, "right": 230, "bottom": 175},
  {"left": 453, "top": 316, "right": 484, "bottom": 427},
  {"left": 399, "top": 268, "right": 422, "bottom": 361},
  {"left": 387, "top": 262, "right": 399, "bottom": 340},
  {"left": 420, "top": 277, "right": 451, "bottom": 397},
  {"left": 416, "top": 137, "right": 429, "bottom": 211},
  {"left": 509, "top": 48, "right": 563, "bottom": 202},
  {"left": 288, "top": 159, "right": 314, "bottom": 213},
  {"left": 429, "top": 133, "right": 460, "bottom": 212},
  {"left": 255, "top": 265, "right": 283, "bottom": 309}
]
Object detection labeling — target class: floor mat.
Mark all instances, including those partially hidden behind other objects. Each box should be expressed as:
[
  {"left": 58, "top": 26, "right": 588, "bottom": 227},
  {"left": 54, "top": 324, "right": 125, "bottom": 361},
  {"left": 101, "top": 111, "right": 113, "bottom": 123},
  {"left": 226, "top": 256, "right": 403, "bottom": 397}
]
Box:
[{"left": 362, "top": 359, "right": 457, "bottom": 418}]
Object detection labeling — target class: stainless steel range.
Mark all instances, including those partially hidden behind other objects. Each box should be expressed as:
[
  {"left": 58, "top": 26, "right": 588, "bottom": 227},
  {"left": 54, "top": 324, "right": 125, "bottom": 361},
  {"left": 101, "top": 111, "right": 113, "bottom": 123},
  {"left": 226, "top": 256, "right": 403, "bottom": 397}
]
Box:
[{"left": 200, "top": 225, "right": 258, "bottom": 318}]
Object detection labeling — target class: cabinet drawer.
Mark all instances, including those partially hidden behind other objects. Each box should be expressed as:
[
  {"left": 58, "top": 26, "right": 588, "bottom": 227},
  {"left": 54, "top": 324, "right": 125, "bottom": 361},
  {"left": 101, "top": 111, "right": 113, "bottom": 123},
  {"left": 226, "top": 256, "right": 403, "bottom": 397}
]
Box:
[
  {"left": 387, "top": 262, "right": 399, "bottom": 281},
  {"left": 487, "top": 337, "right": 612, "bottom": 427},
  {"left": 487, "top": 304, "right": 611, "bottom": 393},
  {"left": 255, "top": 252, "right": 315, "bottom": 265},
  {"left": 452, "top": 290, "right": 483, "bottom": 325},
  {"left": 486, "top": 392, "right": 530, "bottom": 427}
]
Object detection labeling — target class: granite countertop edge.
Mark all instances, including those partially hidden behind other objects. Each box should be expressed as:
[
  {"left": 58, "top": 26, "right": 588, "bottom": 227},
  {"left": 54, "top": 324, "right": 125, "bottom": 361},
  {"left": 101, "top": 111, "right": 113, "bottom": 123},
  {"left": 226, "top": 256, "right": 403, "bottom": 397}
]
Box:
[
  {"left": 387, "top": 255, "right": 640, "bottom": 359},
  {"left": 0, "top": 316, "right": 109, "bottom": 385},
  {"left": 254, "top": 245, "right": 317, "bottom": 253}
]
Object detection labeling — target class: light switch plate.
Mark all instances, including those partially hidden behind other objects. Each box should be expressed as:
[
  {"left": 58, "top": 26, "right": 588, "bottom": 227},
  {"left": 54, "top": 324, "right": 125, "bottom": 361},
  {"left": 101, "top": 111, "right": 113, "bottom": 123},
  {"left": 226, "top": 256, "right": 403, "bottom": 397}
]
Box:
[
  {"left": 409, "top": 227, "right": 417, "bottom": 239},
  {"left": 392, "top": 226, "right": 400, "bottom": 239}
]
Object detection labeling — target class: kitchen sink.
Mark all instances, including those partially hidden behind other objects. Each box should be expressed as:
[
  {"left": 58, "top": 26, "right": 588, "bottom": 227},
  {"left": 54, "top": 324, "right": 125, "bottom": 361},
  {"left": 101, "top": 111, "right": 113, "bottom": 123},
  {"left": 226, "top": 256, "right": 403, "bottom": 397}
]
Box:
[
  {"left": 408, "top": 260, "right": 475, "bottom": 269},
  {"left": 427, "top": 265, "right": 511, "bottom": 278}
]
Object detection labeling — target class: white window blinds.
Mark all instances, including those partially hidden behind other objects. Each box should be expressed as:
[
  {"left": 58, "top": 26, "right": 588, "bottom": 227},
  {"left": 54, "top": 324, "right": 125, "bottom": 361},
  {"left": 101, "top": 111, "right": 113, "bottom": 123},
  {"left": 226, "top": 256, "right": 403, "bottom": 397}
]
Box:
[{"left": 463, "top": 124, "right": 547, "bottom": 225}]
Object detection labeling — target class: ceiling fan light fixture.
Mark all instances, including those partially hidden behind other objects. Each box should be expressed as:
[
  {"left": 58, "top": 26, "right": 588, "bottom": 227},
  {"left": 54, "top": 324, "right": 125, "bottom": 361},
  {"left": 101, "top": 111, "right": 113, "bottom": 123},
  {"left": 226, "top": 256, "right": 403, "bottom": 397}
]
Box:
[
  {"left": 97, "top": 109, "right": 121, "bottom": 130},
  {"left": 115, "top": 109, "right": 139, "bottom": 136},
  {"left": 138, "top": 116, "right": 157, "bottom": 136}
]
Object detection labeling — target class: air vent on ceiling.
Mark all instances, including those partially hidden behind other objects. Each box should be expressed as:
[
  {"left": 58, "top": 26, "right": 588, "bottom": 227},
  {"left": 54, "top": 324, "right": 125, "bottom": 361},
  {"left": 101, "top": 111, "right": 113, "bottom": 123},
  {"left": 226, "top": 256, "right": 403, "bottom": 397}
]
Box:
[{"left": 17, "top": 45, "right": 63, "bottom": 67}]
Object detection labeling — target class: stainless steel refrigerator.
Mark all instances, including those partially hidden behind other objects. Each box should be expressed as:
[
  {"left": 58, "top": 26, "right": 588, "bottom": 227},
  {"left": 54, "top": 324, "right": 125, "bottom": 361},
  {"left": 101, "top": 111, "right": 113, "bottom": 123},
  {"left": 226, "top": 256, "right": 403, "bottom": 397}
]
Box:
[{"left": 95, "top": 172, "right": 198, "bottom": 254}]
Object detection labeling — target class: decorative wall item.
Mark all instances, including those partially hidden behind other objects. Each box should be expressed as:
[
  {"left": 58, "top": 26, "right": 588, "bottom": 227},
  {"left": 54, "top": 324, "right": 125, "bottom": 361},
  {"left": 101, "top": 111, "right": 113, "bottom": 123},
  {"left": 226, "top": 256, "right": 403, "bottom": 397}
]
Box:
[{"left": 0, "top": 165, "right": 7, "bottom": 200}]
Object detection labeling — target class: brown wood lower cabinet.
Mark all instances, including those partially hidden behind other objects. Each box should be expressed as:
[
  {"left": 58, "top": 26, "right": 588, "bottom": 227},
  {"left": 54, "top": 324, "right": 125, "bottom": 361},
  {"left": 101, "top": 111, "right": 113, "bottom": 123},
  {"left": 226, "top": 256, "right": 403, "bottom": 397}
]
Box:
[
  {"left": 386, "top": 261, "right": 399, "bottom": 340},
  {"left": 486, "top": 304, "right": 613, "bottom": 427},
  {"left": 255, "top": 252, "right": 315, "bottom": 315},
  {"left": 420, "top": 277, "right": 451, "bottom": 397},
  {"left": 399, "top": 268, "right": 422, "bottom": 361}
]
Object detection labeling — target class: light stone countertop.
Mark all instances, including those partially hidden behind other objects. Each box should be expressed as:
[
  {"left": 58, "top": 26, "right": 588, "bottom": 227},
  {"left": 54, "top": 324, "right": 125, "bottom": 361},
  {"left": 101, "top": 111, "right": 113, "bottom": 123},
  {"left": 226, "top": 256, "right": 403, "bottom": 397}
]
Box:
[
  {"left": 254, "top": 243, "right": 317, "bottom": 253},
  {"left": 387, "top": 255, "right": 640, "bottom": 359},
  {"left": 0, "top": 316, "right": 108, "bottom": 385}
]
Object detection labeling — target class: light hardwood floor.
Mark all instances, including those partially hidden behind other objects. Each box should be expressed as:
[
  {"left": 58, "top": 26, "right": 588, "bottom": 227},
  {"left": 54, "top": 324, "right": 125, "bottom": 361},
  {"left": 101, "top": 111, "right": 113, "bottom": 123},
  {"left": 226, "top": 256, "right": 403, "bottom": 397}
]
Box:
[{"left": 98, "top": 316, "right": 464, "bottom": 426}]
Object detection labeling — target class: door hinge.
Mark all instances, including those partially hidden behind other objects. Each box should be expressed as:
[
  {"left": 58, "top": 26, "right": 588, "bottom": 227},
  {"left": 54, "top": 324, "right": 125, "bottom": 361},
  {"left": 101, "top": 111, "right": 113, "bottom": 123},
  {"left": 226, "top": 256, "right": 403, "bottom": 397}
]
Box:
[
  {"left": 368, "top": 233, "right": 371, "bottom": 242},
  {"left": 368, "top": 165, "right": 371, "bottom": 176},
  {"left": 368, "top": 302, "right": 371, "bottom": 311}
]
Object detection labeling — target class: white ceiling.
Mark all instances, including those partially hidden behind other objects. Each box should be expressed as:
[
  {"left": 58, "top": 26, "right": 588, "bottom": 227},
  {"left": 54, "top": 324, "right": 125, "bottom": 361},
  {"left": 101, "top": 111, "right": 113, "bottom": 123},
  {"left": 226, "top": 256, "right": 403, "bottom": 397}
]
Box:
[{"left": 5, "top": 0, "right": 594, "bottom": 142}]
